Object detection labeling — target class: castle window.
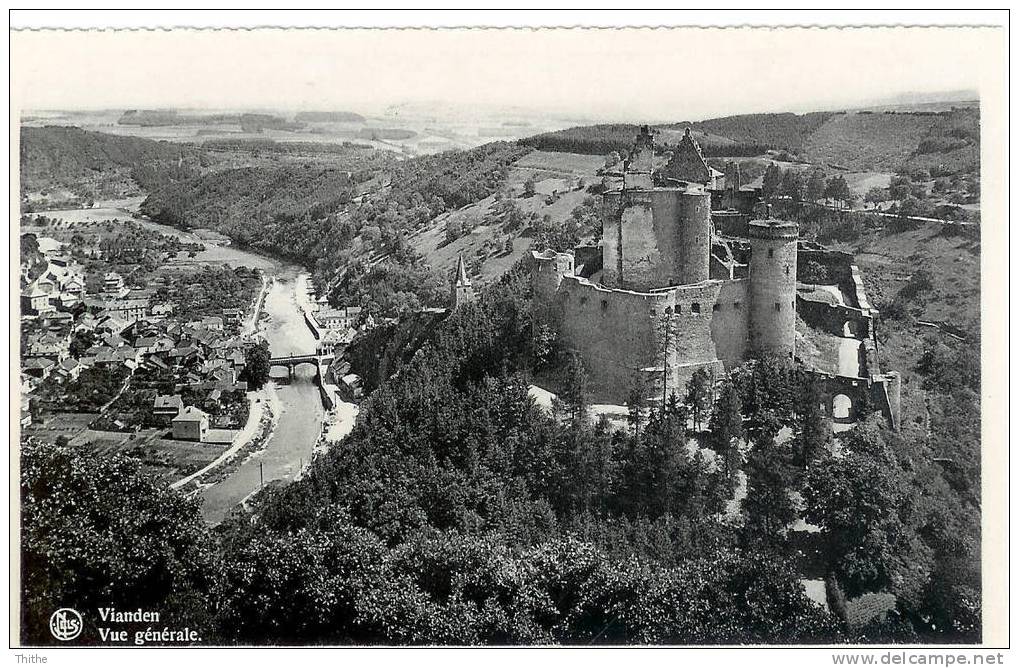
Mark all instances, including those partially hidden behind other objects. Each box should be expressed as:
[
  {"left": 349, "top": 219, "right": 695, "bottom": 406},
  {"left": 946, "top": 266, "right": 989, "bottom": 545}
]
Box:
[
  {"left": 774, "top": 302, "right": 781, "bottom": 311},
  {"left": 580, "top": 296, "right": 588, "bottom": 305},
  {"left": 712, "top": 303, "right": 721, "bottom": 312},
  {"left": 691, "top": 303, "right": 701, "bottom": 314},
  {"left": 734, "top": 301, "right": 742, "bottom": 310},
  {"left": 768, "top": 248, "right": 774, "bottom": 258},
  {"left": 601, "top": 300, "right": 609, "bottom": 311},
  {"left": 675, "top": 304, "right": 682, "bottom": 314}
]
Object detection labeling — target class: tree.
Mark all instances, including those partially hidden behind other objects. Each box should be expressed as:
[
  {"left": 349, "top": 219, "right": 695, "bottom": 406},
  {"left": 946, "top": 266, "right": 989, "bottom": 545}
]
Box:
[
  {"left": 802, "top": 430, "right": 918, "bottom": 597},
  {"left": 626, "top": 374, "right": 649, "bottom": 440},
  {"left": 824, "top": 175, "right": 852, "bottom": 209},
  {"left": 793, "top": 377, "right": 830, "bottom": 468},
  {"left": 241, "top": 340, "right": 271, "bottom": 390},
  {"left": 444, "top": 218, "right": 466, "bottom": 245},
  {"left": 684, "top": 369, "right": 712, "bottom": 431},
  {"left": 560, "top": 351, "right": 589, "bottom": 424},
  {"left": 897, "top": 195, "right": 932, "bottom": 218},
  {"left": 762, "top": 164, "right": 783, "bottom": 199},
  {"left": 742, "top": 446, "right": 797, "bottom": 543},
  {"left": 523, "top": 176, "right": 537, "bottom": 197},
  {"left": 805, "top": 170, "right": 826, "bottom": 203},
  {"left": 604, "top": 151, "right": 621, "bottom": 169},
  {"left": 69, "top": 330, "right": 96, "bottom": 358},
  {"left": 708, "top": 380, "right": 744, "bottom": 487},
  {"left": 864, "top": 187, "right": 888, "bottom": 208},
  {"left": 779, "top": 170, "right": 803, "bottom": 202},
  {"left": 20, "top": 442, "right": 220, "bottom": 645},
  {"left": 888, "top": 175, "right": 912, "bottom": 201}
]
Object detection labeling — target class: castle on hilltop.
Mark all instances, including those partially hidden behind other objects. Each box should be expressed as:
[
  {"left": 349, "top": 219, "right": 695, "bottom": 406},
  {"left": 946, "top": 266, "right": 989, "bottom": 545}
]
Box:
[{"left": 530, "top": 126, "right": 900, "bottom": 428}]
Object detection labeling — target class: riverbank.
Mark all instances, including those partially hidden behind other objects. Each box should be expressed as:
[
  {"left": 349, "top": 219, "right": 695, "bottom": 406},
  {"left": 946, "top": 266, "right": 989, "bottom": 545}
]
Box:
[
  {"left": 169, "top": 385, "right": 281, "bottom": 493},
  {"left": 241, "top": 274, "right": 272, "bottom": 339}
]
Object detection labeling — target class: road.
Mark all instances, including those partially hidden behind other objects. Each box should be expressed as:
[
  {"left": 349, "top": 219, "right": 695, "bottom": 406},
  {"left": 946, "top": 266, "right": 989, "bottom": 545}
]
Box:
[
  {"left": 837, "top": 337, "right": 862, "bottom": 378},
  {"left": 168, "top": 387, "right": 271, "bottom": 491}
]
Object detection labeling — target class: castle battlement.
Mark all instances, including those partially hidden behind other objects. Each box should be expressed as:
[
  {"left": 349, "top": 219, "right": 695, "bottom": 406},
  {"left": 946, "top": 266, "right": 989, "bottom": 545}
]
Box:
[{"left": 748, "top": 218, "right": 799, "bottom": 241}]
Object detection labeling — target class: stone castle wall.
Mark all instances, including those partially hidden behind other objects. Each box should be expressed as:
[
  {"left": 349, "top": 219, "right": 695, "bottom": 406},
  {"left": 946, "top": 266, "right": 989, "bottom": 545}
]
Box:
[
  {"left": 663, "top": 281, "right": 727, "bottom": 393},
  {"left": 710, "top": 279, "right": 751, "bottom": 366},
  {"left": 554, "top": 276, "right": 672, "bottom": 399},
  {"left": 601, "top": 188, "right": 711, "bottom": 292},
  {"left": 544, "top": 274, "right": 755, "bottom": 401}
]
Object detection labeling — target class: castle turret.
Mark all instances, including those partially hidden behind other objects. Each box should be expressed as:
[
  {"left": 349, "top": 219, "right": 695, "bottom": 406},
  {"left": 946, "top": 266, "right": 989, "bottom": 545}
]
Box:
[
  {"left": 451, "top": 254, "right": 475, "bottom": 309},
  {"left": 530, "top": 249, "right": 574, "bottom": 303},
  {"left": 748, "top": 217, "right": 798, "bottom": 358}
]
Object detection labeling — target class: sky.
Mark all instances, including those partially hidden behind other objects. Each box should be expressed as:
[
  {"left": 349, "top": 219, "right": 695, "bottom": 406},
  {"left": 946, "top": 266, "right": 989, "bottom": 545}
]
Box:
[{"left": 10, "top": 26, "right": 999, "bottom": 122}]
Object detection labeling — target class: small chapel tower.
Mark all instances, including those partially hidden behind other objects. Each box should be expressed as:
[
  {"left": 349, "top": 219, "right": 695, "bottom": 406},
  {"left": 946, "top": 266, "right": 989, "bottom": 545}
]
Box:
[{"left": 451, "top": 254, "right": 475, "bottom": 309}]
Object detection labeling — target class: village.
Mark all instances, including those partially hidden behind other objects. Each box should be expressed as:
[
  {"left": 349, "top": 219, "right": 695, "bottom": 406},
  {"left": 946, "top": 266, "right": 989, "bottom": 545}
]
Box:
[{"left": 18, "top": 211, "right": 374, "bottom": 488}]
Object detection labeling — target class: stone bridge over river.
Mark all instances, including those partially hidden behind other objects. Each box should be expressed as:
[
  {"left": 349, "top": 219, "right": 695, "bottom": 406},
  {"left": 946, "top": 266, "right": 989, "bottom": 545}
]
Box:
[{"left": 268, "top": 352, "right": 335, "bottom": 384}]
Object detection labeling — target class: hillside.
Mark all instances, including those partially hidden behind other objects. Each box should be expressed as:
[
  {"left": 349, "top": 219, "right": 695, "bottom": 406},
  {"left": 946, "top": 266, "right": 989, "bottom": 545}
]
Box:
[
  {"left": 406, "top": 150, "right": 604, "bottom": 289},
  {"left": 673, "top": 111, "right": 838, "bottom": 151},
  {"left": 519, "top": 109, "right": 980, "bottom": 177},
  {"left": 852, "top": 221, "right": 980, "bottom": 500},
  {"left": 19, "top": 126, "right": 207, "bottom": 204},
  {"left": 294, "top": 111, "right": 366, "bottom": 123},
  {"left": 800, "top": 113, "right": 938, "bottom": 171},
  {"left": 138, "top": 142, "right": 532, "bottom": 317},
  {"left": 520, "top": 124, "right": 766, "bottom": 157},
  {"left": 140, "top": 166, "right": 361, "bottom": 256}
]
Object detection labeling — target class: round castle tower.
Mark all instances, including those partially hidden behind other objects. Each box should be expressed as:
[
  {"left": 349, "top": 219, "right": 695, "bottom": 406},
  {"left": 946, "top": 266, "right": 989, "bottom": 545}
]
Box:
[
  {"left": 652, "top": 186, "right": 711, "bottom": 285},
  {"left": 748, "top": 217, "right": 798, "bottom": 359}
]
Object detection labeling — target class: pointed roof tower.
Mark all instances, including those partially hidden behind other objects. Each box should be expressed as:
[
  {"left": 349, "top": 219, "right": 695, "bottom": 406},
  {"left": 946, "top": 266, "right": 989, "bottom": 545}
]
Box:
[
  {"left": 455, "top": 253, "right": 470, "bottom": 286},
  {"left": 450, "top": 253, "right": 475, "bottom": 310},
  {"left": 661, "top": 127, "right": 711, "bottom": 186}
]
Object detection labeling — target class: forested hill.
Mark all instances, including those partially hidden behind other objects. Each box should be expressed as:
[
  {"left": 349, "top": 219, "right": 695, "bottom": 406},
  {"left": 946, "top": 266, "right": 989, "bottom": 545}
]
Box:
[
  {"left": 140, "top": 166, "right": 361, "bottom": 254},
  {"left": 20, "top": 126, "right": 206, "bottom": 202},
  {"left": 518, "top": 123, "right": 769, "bottom": 158},
  {"left": 140, "top": 142, "right": 531, "bottom": 314},
  {"left": 668, "top": 111, "right": 838, "bottom": 151},
  {"left": 519, "top": 108, "right": 980, "bottom": 174}
]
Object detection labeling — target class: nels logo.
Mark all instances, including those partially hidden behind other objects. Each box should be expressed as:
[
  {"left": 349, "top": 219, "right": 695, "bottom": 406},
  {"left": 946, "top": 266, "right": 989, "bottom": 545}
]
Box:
[{"left": 49, "top": 608, "right": 83, "bottom": 641}]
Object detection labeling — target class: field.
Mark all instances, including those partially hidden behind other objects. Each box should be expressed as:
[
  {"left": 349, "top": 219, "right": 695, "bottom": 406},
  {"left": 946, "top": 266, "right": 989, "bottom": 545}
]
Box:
[
  {"left": 23, "top": 414, "right": 229, "bottom": 485},
  {"left": 22, "top": 105, "right": 591, "bottom": 157},
  {"left": 23, "top": 199, "right": 279, "bottom": 272},
  {"left": 513, "top": 150, "right": 605, "bottom": 175}
]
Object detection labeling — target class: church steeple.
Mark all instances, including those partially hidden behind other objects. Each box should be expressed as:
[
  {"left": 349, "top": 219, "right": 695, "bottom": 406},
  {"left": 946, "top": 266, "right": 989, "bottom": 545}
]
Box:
[{"left": 451, "top": 253, "right": 475, "bottom": 309}]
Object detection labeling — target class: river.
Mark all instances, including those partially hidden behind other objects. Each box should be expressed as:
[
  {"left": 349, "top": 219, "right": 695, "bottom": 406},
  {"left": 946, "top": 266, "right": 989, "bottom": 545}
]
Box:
[{"left": 200, "top": 267, "right": 325, "bottom": 524}]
